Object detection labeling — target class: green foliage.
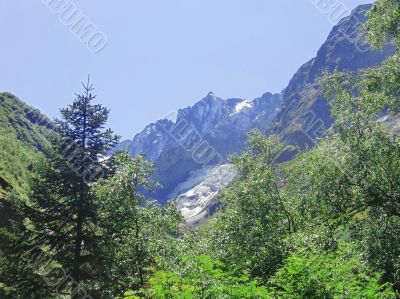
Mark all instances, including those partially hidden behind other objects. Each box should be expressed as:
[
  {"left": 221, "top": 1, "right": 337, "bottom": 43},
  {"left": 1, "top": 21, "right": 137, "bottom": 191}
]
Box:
[
  {"left": 316, "top": 57, "right": 400, "bottom": 293},
  {"left": 0, "top": 92, "right": 52, "bottom": 195},
  {"left": 0, "top": 132, "right": 39, "bottom": 195},
  {"left": 270, "top": 243, "right": 396, "bottom": 299},
  {"left": 1, "top": 81, "right": 121, "bottom": 298},
  {"left": 365, "top": 0, "right": 400, "bottom": 49},
  {"left": 0, "top": 93, "right": 55, "bottom": 297},
  {"left": 134, "top": 255, "right": 270, "bottom": 299},
  {"left": 208, "top": 131, "right": 292, "bottom": 280},
  {"left": 93, "top": 152, "right": 182, "bottom": 296},
  {"left": 0, "top": 92, "right": 52, "bottom": 151}
]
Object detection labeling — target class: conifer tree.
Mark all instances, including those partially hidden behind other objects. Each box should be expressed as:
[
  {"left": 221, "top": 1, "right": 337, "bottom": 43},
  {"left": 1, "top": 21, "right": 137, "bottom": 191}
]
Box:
[{"left": 24, "top": 77, "right": 119, "bottom": 296}]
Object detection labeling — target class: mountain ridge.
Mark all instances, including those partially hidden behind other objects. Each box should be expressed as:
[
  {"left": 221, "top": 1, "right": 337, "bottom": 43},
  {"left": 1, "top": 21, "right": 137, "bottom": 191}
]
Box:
[
  {"left": 117, "top": 91, "right": 282, "bottom": 207},
  {"left": 115, "top": 3, "right": 397, "bottom": 223},
  {"left": 268, "top": 3, "right": 395, "bottom": 146}
]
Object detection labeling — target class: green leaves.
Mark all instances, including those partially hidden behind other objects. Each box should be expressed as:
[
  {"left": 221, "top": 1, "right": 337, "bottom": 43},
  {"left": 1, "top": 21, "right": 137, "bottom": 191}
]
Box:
[
  {"left": 143, "top": 255, "right": 270, "bottom": 299},
  {"left": 365, "top": 0, "right": 400, "bottom": 50},
  {"left": 207, "top": 130, "right": 291, "bottom": 280},
  {"left": 93, "top": 152, "right": 182, "bottom": 296},
  {"left": 311, "top": 5, "right": 400, "bottom": 291},
  {"left": 270, "top": 243, "right": 397, "bottom": 299}
]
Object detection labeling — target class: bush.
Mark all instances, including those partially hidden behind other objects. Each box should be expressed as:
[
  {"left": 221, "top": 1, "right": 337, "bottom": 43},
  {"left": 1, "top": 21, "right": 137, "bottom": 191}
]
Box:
[{"left": 269, "top": 243, "right": 397, "bottom": 299}]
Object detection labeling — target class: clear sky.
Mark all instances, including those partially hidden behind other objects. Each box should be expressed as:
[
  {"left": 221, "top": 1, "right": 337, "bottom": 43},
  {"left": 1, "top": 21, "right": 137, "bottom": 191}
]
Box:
[{"left": 0, "top": 0, "right": 373, "bottom": 138}]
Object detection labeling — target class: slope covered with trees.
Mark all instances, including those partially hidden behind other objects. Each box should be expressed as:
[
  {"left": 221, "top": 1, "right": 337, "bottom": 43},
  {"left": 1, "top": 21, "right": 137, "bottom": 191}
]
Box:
[
  {"left": 0, "top": 92, "right": 54, "bottom": 234},
  {"left": 0, "top": 92, "right": 53, "bottom": 196}
]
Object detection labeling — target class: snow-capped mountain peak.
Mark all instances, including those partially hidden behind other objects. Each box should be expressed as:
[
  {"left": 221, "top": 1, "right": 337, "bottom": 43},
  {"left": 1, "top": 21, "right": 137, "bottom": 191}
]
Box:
[{"left": 115, "top": 91, "right": 282, "bottom": 222}]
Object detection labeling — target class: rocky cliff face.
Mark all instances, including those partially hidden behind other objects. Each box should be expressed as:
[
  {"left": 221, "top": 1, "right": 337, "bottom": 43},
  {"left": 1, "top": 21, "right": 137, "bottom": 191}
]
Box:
[
  {"left": 268, "top": 4, "right": 395, "bottom": 147},
  {"left": 119, "top": 91, "right": 282, "bottom": 209},
  {"left": 122, "top": 92, "right": 282, "bottom": 161}
]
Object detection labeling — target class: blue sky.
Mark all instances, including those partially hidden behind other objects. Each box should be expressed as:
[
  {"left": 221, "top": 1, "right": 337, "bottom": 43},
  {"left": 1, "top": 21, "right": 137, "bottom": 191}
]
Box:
[{"left": 0, "top": 0, "right": 373, "bottom": 138}]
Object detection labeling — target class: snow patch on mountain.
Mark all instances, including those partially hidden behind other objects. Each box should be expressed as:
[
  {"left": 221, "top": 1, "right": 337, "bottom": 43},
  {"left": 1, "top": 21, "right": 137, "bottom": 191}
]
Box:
[
  {"left": 234, "top": 99, "right": 253, "bottom": 113},
  {"left": 175, "top": 164, "right": 235, "bottom": 225}
]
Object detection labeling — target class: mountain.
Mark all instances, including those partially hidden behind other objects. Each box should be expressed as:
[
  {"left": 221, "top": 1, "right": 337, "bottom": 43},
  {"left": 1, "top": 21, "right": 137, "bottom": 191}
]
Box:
[
  {"left": 116, "top": 4, "right": 397, "bottom": 224},
  {"left": 268, "top": 4, "right": 395, "bottom": 147},
  {"left": 0, "top": 92, "right": 53, "bottom": 227},
  {"left": 121, "top": 92, "right": 281, "bottom": 161},
  {"left": 118, "top": 91, "right": 282, "bottom": 207}
]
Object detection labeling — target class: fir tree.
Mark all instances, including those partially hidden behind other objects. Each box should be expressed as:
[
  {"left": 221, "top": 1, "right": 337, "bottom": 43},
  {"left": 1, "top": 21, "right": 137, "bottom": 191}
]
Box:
[{"left": 24, "top": 77, "right": 120, "bottom": 296}]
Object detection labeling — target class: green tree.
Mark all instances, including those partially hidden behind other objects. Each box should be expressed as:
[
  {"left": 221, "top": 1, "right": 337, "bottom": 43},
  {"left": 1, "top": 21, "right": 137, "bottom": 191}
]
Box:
[
  {"left": 208, "top": 130, "right": 294, "bottom": 280},
  {"left": 19, "top": 78, "right": 119, "bottom": 297},
  {"left": 315, "top": 64, "right": 400, "bottom": 292},
  {"left": 93, "top": 153, "right": 182, "bottom": 297},
  {"left": 0, "top": 191, "right": 57, "bottom": 299}
]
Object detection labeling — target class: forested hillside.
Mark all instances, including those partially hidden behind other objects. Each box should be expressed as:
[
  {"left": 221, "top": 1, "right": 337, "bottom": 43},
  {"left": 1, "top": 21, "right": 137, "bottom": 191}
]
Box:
[
  {"left": 0, "top": 92, "right": 53, "bottom": 232},
  {"left": 0, "top": 92, "right": 53, "bottom": 196},
  {"left": 1, "top": 1, "right": 400, "bottom": 298}
]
